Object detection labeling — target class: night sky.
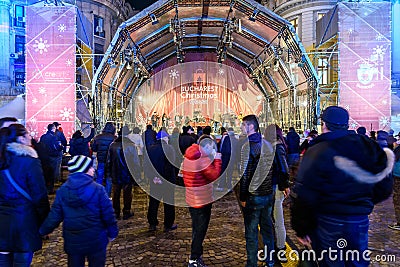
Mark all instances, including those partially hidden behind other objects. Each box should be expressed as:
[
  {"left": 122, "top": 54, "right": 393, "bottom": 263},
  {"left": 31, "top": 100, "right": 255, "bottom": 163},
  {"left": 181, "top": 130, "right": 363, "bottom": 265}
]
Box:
[{"left": 128, "top": 0, "right": 158, "bottom": 10}]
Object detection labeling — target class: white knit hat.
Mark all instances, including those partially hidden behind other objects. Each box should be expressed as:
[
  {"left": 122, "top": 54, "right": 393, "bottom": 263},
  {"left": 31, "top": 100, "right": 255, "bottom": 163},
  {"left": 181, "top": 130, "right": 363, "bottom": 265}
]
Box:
[{"left": 68, "top": 155, "right": 93, "bottom": 174}]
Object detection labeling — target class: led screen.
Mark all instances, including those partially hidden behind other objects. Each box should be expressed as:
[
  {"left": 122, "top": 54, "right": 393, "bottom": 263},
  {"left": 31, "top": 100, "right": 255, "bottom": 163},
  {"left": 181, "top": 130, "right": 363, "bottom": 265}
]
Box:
[
  {"left": 25, "top": 5, "right": 76, "bottom": 140},
  {"left": 338, "top": 2, "right": 391, "bottom": 132}
]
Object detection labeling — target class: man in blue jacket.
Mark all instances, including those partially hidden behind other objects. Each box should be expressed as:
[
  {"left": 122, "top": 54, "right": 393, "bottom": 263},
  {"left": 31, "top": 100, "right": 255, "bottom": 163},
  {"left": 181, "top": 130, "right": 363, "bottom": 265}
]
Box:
[
  {"left": 91, "top": 122, "right": 116, "bottom": 197},
  {"left": 40, "top": 155, "right": 118, "bottom": 267},
  {"left": 291, "top": 106, "right": 394, "bottom": 266}
]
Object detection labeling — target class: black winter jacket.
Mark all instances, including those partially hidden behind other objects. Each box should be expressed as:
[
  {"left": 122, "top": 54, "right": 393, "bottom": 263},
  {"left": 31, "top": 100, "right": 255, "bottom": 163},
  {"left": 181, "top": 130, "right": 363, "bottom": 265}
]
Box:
[
  {"left": 69, "top": 128, "right": 95, "bottom": 157},
  {"left": 239, "top": 133, "right": 274, "bottom": 201},
  {"left": 39, "top": 172, "right": 118, "bottom": 254},
  {"left": 179, "top": 134, "right": 196, "bottom": 155},
  {"left": 0, "top": 143, "right": 50, "bottom": 252},
  {"left": 91, "top": 132, "right": 115, "bottom": 163},
  {"left": 286, "top": 131, "right": 300, "bottom": 154},
  {"left": 144, "top": 140, "right": 176, "bottom": 183},
  {"left": 106, "top": 137, "right": 141, "bottom": 184},
  {"left": 143, "top": 129, "right": 157, "bottom": 148},
  {"left": 272, "top": 142, "right": 290, "bottom": 191},
  {"left": 291, "top": 130, "right": 394, "bottom": 238},
  {"left": 40, "top": 131, "right": 63, "bottom": 157}
]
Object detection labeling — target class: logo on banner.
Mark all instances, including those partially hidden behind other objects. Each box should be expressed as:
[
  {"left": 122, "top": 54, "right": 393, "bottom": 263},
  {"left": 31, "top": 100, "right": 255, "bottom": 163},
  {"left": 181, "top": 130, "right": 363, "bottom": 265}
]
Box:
[
  {"left": 194, "top": 69, "right": 206, "bottom": 86},
  {"left": 357, "top": 63, "right": 374, "bottom": 85}
]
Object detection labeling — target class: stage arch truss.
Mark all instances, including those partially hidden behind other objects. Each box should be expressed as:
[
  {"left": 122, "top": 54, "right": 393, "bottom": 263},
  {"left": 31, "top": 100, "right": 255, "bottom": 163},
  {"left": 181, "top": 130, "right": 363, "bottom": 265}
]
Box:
[{"left": 93, "top": 0, "right": 318, "bottom": 130}]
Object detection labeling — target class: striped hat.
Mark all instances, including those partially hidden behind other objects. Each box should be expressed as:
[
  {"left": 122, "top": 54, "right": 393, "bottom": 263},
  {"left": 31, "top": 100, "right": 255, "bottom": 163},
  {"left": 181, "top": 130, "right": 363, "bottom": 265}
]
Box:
[{"left": 68, "top": 155, "right": 93, "bottom": 174}]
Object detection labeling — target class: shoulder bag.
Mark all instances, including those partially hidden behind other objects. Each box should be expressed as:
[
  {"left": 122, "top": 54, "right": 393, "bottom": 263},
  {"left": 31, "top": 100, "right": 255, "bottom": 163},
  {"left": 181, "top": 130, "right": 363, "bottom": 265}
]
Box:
[{"left": 2, "top": 169, "right": 33, "bottom": 201}]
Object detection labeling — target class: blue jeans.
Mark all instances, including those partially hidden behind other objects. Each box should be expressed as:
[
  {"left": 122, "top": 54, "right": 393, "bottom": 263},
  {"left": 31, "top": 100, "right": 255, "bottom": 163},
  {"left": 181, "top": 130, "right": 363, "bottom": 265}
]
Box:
[
  {"left": 287, "top": 153, "right": 300, "bottom": 168},
  {"left": 0, "top": 252, "right": 33, "bottom": 267},
  {"left": 67, "top": 248, "right": 106, "bottom": 267},
  {"left": 189, "top": 204, "right": 212, "bottom": 260},
  {"left": 96, "top": 162, "right": 112, "bottom": 197},
  {"left": 311, "top": 215, "right": 369, "bottom": 267},
  {"left": 243, "top": 194, "right": 274, "bottom": 267},
  {"left": 147, "top": 182, "right": 176, "bottom": 228}
]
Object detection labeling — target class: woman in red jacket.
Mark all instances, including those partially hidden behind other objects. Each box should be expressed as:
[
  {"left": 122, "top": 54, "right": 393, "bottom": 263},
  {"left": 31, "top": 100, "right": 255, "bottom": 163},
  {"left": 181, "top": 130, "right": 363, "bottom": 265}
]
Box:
[{"left": 183, "top": 136, "right": 221, "bottom": 267}]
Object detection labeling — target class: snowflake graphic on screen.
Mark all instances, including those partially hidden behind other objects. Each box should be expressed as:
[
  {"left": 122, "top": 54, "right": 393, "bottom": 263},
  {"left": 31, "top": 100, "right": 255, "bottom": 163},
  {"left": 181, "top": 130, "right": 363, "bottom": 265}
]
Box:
[
  {"left": 344, "top": 105, "right": 350, "bottom": 111},
  {"left": 350, "top": 121, "right": 358, "bottom": 129},
  {"left": 33, "top": 38, "right": 50, "bottom": 54},
  {"left": 218, "top": 68, "right": 225, "bottom": 76},
  {"left": 29, "top": 117, "right": 37, "bottom": 124},
  {"left": 375, "top": 33, "right": 384, "bottom": 41},
  {"left": 58, "top": 24, "right": 66, "bottom": 32},
  {"left": 66, "top": 59, "right": 73, "bottom": 67},
  {"left": 372, "top": 45, "right": 386, "bottom": 61},
  {"left": 382, "top": 99, "right": 388, "bottom": 105},
  {"left": 38, "top": 87, "right": 47, "bottom": 95},
  {"left": 379, "top": 116, "right": 389, "bottom": 127},
  {"left": 32, "top": 98, "right": 38, "bottom": 104},
  {"left": 29, "top": 129, "right": 38, "bottom": 139},
  {"left": 169, "top": 69, "right": 179, "bottom": 79},
  {"left": 59, "top": 107, "right": 74, "bottom": 121}
]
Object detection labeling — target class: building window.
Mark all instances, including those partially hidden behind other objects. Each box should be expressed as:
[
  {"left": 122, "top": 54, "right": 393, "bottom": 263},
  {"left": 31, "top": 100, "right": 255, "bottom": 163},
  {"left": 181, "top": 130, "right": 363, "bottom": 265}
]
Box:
[
  {"left": 318, "top": 58, "right": 328, "bottom": 85},
  {"left": 15, "top": 72, "right": 25, "bottom": 87},
  {"left": 15, "top": 35, "right": 25, "bottom": 64},
  {"left": 94, "top": 15, "right": 105, "bottom": 38},
  {"left": 290, "top": 17, "right": 299, "bottom": 35},
  {"left": 94, "top": 43, "right": 104, "bottom": 69},
  {"left": 14, "top": 5, "right": 25, "bottom": 27}
]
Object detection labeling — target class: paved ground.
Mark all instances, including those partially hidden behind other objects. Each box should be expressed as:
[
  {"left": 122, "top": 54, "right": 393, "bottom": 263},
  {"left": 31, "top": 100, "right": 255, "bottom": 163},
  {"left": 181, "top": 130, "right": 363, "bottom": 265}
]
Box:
[{"left": 31, "top": 177, "right": 400, "bottom": 267}]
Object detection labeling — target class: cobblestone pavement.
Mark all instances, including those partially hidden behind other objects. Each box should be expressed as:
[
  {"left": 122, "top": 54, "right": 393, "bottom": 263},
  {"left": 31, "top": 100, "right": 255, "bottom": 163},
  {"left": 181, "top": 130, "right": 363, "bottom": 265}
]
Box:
[{"left": 32, "top": 182, "right": 400, "bottom": 267}]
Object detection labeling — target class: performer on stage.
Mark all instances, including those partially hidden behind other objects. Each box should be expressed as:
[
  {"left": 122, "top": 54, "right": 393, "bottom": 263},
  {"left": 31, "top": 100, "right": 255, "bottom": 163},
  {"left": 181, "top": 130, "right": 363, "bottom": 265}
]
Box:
[
  {"left": 175, "top": 113, "right": 182, "bottom": 129},
  {"left": 151, "top": 112, "right": 160, "bottom": 129},
  {"left": 162, "top": 113, "right": 169, "bottom": 128},
  {"left": 212, "top": 110, "right": 221, "bottom": 133}
]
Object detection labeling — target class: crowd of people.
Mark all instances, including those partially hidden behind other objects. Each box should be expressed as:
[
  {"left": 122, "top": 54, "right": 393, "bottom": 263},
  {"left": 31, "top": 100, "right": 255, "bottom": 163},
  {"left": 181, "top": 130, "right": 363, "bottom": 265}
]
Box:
[{"left": 0, "top": 105, "right": 398, "bottom": 267}]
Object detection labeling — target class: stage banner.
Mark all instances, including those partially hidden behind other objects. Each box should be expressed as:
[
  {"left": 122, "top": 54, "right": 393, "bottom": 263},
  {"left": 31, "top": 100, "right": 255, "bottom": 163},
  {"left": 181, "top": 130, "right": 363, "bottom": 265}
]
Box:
[
  {"left": 25, "top": 5, "right": 76, "bottom": 140},
  {"left": 338, "top": 2, "right": 391, "bottom": 132},
  {"left": 133, "top": 54, "right": 262, "bottom": 130}
]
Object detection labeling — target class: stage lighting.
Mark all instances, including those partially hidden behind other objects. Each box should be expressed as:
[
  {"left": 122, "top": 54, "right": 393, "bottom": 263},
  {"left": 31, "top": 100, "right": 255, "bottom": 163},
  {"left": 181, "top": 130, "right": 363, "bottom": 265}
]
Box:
[
  {"left": 150, "top": 14, "right": 158, "bottom": 25},
  {"left": 249, "top": 9, "right": 259, "bottom": 22},
  {"left": 273, "top": 58, "right": 279, "bottom": 72}
]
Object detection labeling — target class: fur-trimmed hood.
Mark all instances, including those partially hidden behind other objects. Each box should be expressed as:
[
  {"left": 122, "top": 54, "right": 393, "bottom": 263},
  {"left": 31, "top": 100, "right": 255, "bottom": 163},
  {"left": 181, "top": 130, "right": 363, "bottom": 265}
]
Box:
[
  {"left": 334, "top": 147, "right": 394, "bottom": 184},
  {"left": 7, "top": 142, "right": 38, "bottom": 159}
]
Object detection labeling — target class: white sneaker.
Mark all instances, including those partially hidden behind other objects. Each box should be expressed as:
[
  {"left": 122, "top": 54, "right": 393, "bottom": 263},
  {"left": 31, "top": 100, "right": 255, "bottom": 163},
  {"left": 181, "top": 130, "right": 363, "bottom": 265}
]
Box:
[{"left": 188, "top": 257, "right": 207, "bottom": 267}]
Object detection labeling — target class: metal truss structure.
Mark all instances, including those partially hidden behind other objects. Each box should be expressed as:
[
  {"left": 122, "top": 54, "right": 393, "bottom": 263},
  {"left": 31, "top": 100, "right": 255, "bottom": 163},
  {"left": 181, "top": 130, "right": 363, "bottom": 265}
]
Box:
[{"left": 93, "top": 0, "right": 319, "bottom": 131}]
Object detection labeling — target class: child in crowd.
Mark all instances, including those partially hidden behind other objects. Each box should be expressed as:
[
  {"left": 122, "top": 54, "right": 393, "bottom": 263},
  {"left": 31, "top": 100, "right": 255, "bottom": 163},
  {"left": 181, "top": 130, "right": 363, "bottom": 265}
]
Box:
[{"left": 39, "top": 155, "right": 118, "bottom": 267}]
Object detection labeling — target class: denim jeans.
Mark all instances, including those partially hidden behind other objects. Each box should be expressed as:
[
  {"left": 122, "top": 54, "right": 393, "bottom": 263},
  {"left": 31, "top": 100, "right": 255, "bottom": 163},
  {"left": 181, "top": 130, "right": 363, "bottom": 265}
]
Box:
[
  {"left": 243, "top": 194, "right": 274, "bottom": 267},
  {"left": 0, "top": 252, "right": 33, "bottom": 267},
  {"left": 189, "top": 204, "right": 212, "bottom": 260},
  {"left": 67, "top": 248, "right": 106, "bottom": 267},
  {"left": 112, "top": 183, "right": 133, "bottom": 217},
  {"left": 273, "top": 189, "right": 286, "bottom": 249},
  {"left": 311, "top": 215, "right": 369, "bottom": 267},
  {"left": 96, "top": 162, "right": 112, "bottom": 197},
  {"left": 287, "top": 153, "right": 300, "bottom": 169},
  {"left": 147, "top": 183, "right": 175, "bottom": 228}
]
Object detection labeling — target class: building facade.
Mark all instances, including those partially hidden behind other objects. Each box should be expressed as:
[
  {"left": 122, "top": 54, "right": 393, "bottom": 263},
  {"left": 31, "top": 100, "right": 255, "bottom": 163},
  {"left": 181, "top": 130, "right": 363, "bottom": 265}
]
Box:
[
  {"left": 269, "top": 0, "right": 400, "bottom": 132},
  {"left": 0, "top": 0, "right": 135, "bottom": 107}
]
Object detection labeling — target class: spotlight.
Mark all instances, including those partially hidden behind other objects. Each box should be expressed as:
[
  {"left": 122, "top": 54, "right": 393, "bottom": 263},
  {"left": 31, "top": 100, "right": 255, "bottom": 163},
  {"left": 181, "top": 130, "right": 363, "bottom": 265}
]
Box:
[
  {"left": 249, "top": 9, "right": 259, "bottom": 22},
  {"left": 150, "top": 14, "right": 158, "bottom": 25},
  {"left": 273, "top": 58, "right": 279, "bottom": 72}
]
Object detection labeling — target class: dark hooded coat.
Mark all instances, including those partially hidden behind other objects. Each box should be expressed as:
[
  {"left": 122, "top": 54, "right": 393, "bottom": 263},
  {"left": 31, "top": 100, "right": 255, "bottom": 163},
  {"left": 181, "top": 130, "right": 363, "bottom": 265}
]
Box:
[
  {"left": 91, "top": 123, "right": 116, "bottom": 163},
  {"left": 39, "top": 172, "right": 118, "bottom": 254},
  {"left": 0, "top": 143, "right": 50, "bottom": 252},
  {"left": 291, "top": 130, "right": 394, "bottom": 237}
]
